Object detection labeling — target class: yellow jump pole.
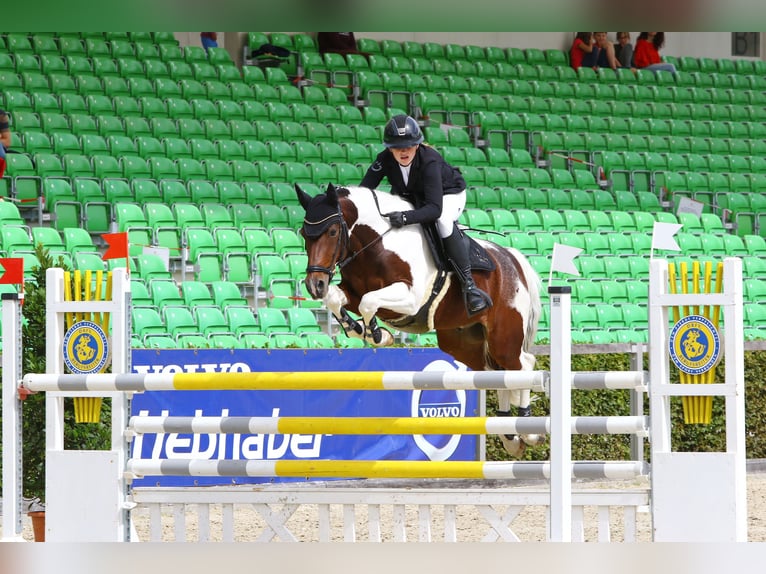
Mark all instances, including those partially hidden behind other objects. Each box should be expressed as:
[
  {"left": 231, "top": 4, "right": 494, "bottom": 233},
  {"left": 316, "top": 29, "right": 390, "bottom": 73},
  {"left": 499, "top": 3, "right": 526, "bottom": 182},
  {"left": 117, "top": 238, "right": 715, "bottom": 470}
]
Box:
[
  {"left": 669, "top": 260, "right": 723, "bottom": 425},
  {"left": 70, "top": 270, "right": 108, "bottom": 423},
  {"left": 669, "top": 262, "right": 693, "bottom": 423},
  {"left": 700, "top": 261, "right": 724, "bottom": 424}
]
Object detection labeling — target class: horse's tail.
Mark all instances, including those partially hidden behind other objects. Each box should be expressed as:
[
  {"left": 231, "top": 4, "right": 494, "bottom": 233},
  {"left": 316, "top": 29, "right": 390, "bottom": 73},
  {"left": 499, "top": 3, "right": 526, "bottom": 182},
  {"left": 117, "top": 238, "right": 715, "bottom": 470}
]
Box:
[{"left": 508, "top": 248, "right": 542, "bottom": 354}]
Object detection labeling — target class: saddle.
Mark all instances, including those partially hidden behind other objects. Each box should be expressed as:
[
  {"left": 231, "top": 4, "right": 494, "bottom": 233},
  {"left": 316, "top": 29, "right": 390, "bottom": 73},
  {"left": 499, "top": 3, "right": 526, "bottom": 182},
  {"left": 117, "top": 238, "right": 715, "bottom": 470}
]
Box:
[
  {"left": 385, "top": 223, "right": 496, "bottom": 333},
  {"left": 422, "top": 222, "right": 496, "bottom": 273}
]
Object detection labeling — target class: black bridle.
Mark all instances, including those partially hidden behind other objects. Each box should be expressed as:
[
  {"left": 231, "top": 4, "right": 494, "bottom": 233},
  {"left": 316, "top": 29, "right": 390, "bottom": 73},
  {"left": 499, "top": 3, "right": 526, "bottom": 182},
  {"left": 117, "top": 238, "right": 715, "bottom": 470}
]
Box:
[
  {"left": 304, "top": 204, "right": 350, "bottom": 281},
  {"left": 304, "top": 189, "right": 393, "bottom": 282}
]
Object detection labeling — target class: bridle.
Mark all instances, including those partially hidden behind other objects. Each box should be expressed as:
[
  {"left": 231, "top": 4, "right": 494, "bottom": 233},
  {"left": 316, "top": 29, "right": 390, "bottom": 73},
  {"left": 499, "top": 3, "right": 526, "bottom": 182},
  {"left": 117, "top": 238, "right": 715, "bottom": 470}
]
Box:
[
  {"left": 304, "top": 189, "right": 393, "bottom": 282},
  {"left": 304, "top": 204, "right": 350, "bottom": 281}
]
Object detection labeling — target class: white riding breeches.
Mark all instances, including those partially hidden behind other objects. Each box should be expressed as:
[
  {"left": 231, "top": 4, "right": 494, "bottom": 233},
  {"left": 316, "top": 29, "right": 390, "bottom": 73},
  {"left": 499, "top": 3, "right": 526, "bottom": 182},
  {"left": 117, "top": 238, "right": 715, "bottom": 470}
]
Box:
[{"left": 437, "top": 190, "right": 467, "bottom": 237}]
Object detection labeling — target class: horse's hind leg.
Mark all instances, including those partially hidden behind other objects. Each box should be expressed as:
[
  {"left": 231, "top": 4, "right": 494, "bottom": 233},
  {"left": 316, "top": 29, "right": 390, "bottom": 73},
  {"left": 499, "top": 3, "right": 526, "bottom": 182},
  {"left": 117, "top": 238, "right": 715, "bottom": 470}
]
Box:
[
  {"left": 497, "top": 388, "right": 544, "bottom": 458},
  {"left": 491, "top": 329, "right": 545, "bottom": 458}
]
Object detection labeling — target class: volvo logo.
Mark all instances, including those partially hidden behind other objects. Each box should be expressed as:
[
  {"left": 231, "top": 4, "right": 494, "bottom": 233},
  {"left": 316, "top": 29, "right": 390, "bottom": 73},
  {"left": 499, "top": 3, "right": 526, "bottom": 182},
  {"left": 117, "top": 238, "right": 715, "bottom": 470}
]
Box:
[{"left": 411, "top": 360, "right": 467, "bottom": 461}]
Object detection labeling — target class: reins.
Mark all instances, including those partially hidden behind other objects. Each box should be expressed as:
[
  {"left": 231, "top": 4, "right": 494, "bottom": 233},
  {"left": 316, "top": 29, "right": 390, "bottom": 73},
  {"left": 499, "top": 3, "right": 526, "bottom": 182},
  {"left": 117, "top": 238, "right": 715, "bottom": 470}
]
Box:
[{"left": 337, "top": 188, "right": 393, "bottom": 268}]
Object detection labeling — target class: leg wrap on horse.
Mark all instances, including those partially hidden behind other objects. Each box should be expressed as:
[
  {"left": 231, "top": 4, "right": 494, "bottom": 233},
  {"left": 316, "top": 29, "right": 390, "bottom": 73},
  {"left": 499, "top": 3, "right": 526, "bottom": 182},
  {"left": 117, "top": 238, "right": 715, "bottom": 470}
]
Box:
[
  {"left": 336, "top": 308, "right": 363, "bottom": 336},
  {"left": 496, "top": 409, "right": 515, "bottom": 440},
  {"left": 366, "top": 316, "right": 384, "bottom": 345},
  {"left": 442, "top": 225, "right": 492, "bottom": 316}
]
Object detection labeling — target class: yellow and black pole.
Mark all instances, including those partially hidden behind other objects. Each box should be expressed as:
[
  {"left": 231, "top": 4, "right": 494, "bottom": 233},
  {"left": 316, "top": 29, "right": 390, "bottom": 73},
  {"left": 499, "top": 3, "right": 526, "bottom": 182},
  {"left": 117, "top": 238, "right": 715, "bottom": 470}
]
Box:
[{"left": 667, "top": 260, "right": 723, "bottom": 423}]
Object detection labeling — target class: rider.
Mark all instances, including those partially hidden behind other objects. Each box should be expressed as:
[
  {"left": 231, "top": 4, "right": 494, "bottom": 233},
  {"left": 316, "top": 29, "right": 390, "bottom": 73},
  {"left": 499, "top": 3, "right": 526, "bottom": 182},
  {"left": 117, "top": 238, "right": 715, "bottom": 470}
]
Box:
[{"left": 359, "top": 114, "right": 492, "bottom": 316}]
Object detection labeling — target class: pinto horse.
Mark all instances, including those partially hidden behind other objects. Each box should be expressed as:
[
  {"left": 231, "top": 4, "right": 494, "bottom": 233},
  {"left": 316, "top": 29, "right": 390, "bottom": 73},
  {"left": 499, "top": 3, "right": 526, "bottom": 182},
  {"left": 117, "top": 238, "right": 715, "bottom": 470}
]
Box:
[{"left": 296, "top": 183, "right": 543, "bottom": 458}]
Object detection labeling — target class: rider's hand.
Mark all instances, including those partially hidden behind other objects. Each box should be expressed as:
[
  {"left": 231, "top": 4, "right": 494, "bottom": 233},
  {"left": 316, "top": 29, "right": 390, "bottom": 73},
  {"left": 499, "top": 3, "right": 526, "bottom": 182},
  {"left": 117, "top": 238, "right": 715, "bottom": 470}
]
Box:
[{"left": 388, "top": 211, "right": 407, "bottom": 228}]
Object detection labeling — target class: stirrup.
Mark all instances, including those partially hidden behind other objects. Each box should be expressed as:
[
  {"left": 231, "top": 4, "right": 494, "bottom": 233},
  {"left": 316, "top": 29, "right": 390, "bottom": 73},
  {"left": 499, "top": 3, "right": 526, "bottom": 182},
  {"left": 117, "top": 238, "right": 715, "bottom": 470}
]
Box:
[{"left": 464, "top": 288, "right": 493, "bottom": 316}]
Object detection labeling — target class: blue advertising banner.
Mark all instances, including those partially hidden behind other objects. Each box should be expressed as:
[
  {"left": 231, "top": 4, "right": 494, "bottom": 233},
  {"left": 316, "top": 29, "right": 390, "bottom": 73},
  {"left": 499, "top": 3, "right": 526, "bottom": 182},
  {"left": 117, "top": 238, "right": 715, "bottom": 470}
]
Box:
[{"left": 130, "top": 348, "right": 480, "bottom": 486}]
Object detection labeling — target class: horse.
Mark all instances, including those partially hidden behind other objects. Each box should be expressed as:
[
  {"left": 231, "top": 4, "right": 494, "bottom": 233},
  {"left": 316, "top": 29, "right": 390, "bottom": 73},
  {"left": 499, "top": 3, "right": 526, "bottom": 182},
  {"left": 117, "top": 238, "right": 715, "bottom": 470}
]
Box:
[{"left": 295, "top": 183, "right": 544, "bottom": 458}]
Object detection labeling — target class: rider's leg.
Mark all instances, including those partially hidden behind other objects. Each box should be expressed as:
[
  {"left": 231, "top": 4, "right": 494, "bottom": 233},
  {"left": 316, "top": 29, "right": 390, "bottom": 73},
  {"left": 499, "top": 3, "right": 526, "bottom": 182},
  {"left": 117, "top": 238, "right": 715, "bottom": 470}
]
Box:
[{"left": 438, "top": 192, "right": 492, "bottom": 315}]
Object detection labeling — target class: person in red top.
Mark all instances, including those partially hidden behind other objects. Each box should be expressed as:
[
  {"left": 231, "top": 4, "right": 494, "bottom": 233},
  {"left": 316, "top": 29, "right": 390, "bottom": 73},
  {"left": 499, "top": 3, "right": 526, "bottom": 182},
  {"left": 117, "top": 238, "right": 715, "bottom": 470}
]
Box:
[
  {"left": 633, "top": 32, "right": 676, "bottom": 73},
  {"left": 570, "top": 32, "right": 599, "bottom": 70}
]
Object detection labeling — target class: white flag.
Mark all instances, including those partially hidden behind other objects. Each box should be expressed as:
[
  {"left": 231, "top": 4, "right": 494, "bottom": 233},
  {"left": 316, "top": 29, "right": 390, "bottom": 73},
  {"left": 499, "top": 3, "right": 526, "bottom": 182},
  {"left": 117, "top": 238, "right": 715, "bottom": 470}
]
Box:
[
  {"left": 551, "top": 243, "right": 582, "bottom": 276},
  {"left": 651, "top": 222, "right": 682, "bottom": 252}
]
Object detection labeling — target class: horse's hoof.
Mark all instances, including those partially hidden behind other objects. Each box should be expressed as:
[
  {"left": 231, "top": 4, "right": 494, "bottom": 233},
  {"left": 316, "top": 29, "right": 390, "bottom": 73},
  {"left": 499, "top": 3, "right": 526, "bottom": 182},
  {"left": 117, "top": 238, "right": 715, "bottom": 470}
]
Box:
[
  {"left": 520, "top": 433, "right": 546, "bottom": 447},
  {"left": 500, "top": 435, "right": 527, "bottom": 459},
  {"left": 368, "top": 328, "right": 394, "bottom": 347}
]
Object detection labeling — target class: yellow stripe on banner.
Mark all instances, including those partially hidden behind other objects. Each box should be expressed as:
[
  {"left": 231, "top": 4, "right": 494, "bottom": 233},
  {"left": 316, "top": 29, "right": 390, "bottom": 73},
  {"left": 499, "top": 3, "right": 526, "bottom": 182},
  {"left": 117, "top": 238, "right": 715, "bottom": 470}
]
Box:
[
  {"left": 276, "top": 417, "right": 490, "bottom": 435},
  {"left": 272, "top": 460, "right": 486, "bottom": 479},
  {"left": 172, "top": 371, "right": 388, "bottom": 390}
]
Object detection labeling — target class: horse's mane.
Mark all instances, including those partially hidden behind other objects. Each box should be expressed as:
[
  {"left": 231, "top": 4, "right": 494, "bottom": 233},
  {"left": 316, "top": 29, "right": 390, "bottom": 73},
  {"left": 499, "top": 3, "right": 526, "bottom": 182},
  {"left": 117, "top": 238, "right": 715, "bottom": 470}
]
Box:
[{"left": 343, "top": 186, "right": 415, "bottom": 217}]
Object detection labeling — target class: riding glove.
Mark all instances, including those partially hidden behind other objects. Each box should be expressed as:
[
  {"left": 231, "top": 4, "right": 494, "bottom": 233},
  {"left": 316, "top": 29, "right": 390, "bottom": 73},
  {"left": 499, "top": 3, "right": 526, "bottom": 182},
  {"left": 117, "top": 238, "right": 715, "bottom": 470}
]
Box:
[{"left": 388, "top": 211, "right": 407, "bottom": 228}]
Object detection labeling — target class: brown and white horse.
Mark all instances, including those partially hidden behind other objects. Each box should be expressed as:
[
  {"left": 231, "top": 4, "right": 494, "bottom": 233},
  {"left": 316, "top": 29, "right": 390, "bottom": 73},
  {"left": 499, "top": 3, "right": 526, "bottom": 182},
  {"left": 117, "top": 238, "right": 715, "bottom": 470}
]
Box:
[{"left": 296, "top": 183, "right": 543, "bottom": 457}]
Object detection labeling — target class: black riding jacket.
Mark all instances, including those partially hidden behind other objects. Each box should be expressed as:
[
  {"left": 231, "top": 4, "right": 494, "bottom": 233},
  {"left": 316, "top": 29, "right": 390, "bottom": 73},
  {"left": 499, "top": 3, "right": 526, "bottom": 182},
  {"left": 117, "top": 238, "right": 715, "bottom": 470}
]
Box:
[{"left": 359, "top": 145, "right": 466, "bottom": 225}]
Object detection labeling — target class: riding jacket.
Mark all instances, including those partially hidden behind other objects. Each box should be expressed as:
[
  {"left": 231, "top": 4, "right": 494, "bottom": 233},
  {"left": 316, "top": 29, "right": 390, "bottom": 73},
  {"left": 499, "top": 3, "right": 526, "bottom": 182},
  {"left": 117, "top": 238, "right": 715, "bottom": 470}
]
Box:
[{"left": 359, "top": 145, "right": 466, "bottom": 226}]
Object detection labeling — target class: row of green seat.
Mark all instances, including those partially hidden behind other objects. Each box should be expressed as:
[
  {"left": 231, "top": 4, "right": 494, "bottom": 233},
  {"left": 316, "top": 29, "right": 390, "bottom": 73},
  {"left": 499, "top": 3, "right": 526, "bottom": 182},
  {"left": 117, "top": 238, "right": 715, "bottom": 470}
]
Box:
[
  {"left": 7, "top": 152, "right": 368, "bottom": 185},
  {"left": 132, "top": 299, "right": 324, "bottom": 339},
  {"left": 5, "top": 95, "right": 368, "bottom": 137},
  {"left": 0, "top": 36, "right": 239, "bottom": 79},
  {"left": 0, "top": 32, "right": 177, "bottom": 53},
  {"left": 341, "top": 53, "right": 766, "bottom": 89},
  {"left": 7, "top": 113, "right": 384, "bottom": 146},
  {"left": 15, "top": 134, "right": 382, "bottom": 168},
  {"left": 287, "top": 34, "right": 765, "bottom": 81},
  {"left": 252, "top": 32, "right": 765, "bottom": 78},
  {"left": 418, "top": 93, "right": 766, "bottom": 129},
  {"left": 0, "top": 59, "right": 242, "bottom": 94},
  {"left": 347, "top": 35, "right": 766, "bottom": 78}
]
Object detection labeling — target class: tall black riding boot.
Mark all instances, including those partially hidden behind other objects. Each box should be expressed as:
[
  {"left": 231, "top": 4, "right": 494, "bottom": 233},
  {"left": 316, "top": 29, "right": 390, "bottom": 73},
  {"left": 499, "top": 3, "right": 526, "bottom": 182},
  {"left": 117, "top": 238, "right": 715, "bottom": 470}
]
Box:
[{"left": 442, "top": 225, "right": 493, "bottom": 316}]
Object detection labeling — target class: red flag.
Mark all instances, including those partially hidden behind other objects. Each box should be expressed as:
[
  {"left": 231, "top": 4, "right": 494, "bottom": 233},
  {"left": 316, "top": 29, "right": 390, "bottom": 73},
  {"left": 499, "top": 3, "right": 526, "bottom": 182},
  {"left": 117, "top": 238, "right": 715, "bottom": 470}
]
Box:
[
  {"left": 0, "top": 257, "right": 24, "bottom": 284},
  {"left": 101, "top": 232, "right": 129, "bottom": 261}
]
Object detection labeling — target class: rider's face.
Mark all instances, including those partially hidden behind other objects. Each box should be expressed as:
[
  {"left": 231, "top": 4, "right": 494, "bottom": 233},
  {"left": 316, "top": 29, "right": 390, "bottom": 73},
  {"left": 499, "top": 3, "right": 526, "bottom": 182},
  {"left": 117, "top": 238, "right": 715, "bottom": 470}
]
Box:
[{"left": 390, "top": 145, "right": 418, "bottom": 167}]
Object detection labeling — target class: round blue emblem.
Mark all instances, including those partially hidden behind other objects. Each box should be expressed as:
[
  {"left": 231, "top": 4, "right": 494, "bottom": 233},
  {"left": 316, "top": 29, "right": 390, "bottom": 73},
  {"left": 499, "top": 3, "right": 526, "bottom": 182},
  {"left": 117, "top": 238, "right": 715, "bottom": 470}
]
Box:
[
  {"left": 62, "top": 320, "right": 110, "bottom": 374},
  {"left": 668, "top": 314, "right": 721, "bottom": 375}
]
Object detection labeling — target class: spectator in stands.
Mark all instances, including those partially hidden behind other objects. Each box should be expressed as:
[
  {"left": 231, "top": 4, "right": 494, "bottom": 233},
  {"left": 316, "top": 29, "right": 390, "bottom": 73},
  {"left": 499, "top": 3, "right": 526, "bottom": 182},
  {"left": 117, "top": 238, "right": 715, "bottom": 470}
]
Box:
[
  {"left": 0, "top": 109, "right": 10, "bottom": 178},
  {"left": 633, "top": 32, "right": 677, "bottom": 73},
  {"left": 359, "top": 114, "right": 491, "bottom": 315},
  {"left": 594, "top": 32, "right": 618, "bottom": 69},
  {"left": 200, "top": 32, "right": 218, "bottom": 52},
  {"left": 570, "top": 33, "right": 599, "bottom": 70},
  {"left": 614, "top": 32, "right": 634, "bottom": 68}
]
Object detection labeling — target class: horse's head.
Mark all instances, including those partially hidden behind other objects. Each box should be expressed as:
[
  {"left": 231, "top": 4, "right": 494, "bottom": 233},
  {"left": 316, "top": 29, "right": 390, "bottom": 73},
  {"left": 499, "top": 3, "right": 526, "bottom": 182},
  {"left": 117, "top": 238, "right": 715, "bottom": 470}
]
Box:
[{"left": 296, "top": 183, "right": 355, "bottom": 299}]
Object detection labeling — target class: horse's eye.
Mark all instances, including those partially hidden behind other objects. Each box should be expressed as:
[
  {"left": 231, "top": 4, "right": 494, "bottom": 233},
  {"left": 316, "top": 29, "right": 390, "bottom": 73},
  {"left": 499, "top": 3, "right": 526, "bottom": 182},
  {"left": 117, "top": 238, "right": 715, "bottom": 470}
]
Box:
[{"left": 329, "top": 227, "right": 338, "bottom": 237}]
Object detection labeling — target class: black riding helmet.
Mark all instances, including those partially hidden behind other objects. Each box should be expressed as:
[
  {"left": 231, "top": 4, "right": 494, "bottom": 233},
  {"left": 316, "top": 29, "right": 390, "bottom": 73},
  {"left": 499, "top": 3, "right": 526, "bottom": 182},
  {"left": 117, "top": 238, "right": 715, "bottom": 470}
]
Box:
[{"left": 383, "top": 114, "right": 424, "bottom": 148}]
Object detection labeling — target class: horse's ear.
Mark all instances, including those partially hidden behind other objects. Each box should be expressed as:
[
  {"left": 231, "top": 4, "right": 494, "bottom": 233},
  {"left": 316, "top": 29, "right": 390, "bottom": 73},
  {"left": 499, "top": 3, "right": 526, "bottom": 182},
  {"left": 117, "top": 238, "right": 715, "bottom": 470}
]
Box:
[
  {"left": 326, "top": 182, "right": 338, "bottom": 204},
  {"left": 295, "top": 184, "right": 312, "bottom": 210}
]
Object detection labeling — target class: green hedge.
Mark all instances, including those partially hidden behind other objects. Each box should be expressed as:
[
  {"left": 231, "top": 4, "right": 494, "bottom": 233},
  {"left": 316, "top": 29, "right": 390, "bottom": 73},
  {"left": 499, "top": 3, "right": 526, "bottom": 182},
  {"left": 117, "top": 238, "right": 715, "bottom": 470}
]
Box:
[{"left": 486, "top": 350, "right": 766, "bottom": 461}]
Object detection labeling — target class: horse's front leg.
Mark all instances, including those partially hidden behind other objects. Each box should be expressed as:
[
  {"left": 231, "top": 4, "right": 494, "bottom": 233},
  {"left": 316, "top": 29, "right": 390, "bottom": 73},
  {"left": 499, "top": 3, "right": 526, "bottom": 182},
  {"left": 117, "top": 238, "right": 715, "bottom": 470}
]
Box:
[
  {"left": 358, "top": 282, "right": 420, "bottom": 347},
  {"left": 323, "top": 284, "right": 365, "bottom": 340}
]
